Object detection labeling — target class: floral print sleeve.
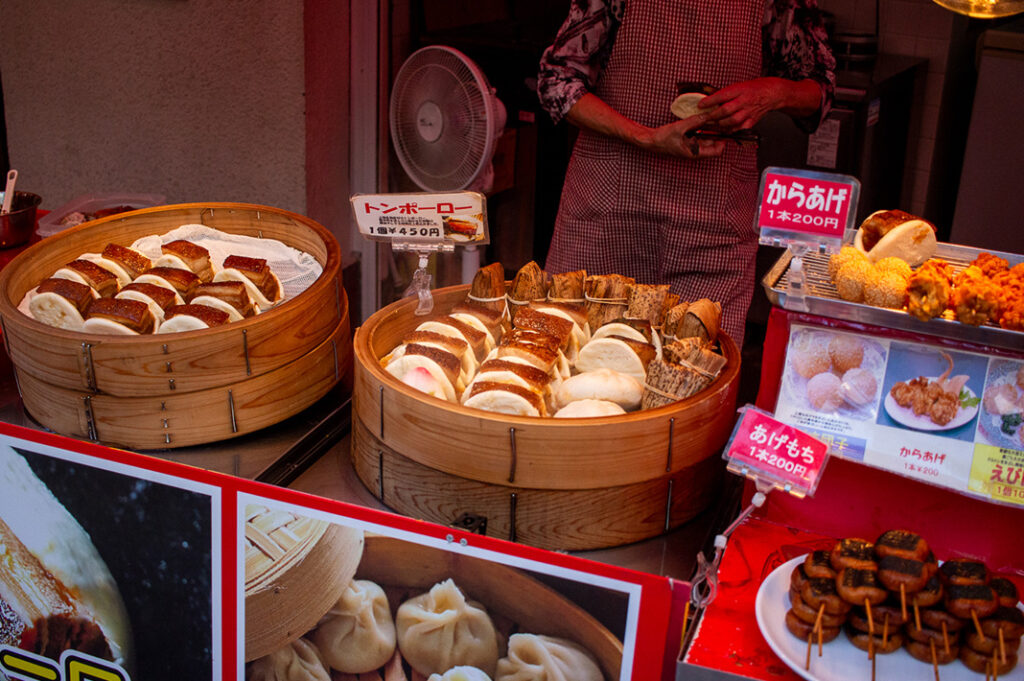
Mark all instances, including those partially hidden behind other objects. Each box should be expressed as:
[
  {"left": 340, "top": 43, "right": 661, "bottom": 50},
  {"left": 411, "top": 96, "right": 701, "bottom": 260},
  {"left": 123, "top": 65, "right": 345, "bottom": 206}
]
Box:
[
  {"left": 763, "top": 0, "right": 837, "bottom": 132},
  {"left": 537, "top": 0, "right": 625, "bottom": 125}
]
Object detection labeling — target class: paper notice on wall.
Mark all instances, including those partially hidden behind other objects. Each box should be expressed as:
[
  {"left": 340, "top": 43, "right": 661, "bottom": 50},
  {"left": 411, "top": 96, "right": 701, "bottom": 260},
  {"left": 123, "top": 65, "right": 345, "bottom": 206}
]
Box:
[
  {"left": 774, "top": 324, "right": 1024, "bottom": 506},
  {"left": 806, "top": 118, "right": 840, "bottom": 169}
]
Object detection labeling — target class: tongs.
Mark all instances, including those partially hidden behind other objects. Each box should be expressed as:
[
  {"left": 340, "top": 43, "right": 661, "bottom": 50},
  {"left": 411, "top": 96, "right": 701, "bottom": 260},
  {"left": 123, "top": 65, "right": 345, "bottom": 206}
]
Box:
[
  {"left": 688, "top": 129, "right": 761, "bottom": 147},
  {"left": 675, "top": 82, "right": 761, "bottom": 147}
]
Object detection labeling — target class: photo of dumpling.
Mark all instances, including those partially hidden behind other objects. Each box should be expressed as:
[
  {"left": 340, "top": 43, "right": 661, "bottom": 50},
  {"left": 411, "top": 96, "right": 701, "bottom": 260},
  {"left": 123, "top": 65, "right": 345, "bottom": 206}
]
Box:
[
  {"left": 243, "top": 518, "right": 625, "bottom": 681},
  {"left": 246, "top": 638, "right": 329, "bottom": 681},
  {"left": 396, "top": 578, "right": 501, "bottom": 677},
  {"left": 311, "top": 579, "right": 396, "bottom": 673},
  {"left": 496, "top": 634, "right": 604, "bottom": 681}
]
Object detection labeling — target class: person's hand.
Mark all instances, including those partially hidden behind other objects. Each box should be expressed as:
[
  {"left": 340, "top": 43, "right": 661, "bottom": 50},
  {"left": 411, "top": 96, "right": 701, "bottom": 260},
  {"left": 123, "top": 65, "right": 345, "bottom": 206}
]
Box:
[
  {"left": 637, "top": 114, "right": 725, "bottom": 159},
  {"left": 698, "top": 77, "right": 790, "bottom": 131}
]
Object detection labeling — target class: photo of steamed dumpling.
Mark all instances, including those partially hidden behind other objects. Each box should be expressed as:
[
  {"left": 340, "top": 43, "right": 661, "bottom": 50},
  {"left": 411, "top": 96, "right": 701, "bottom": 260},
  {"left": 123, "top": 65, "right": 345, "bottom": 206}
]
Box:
[
  {"left": 310, "top": 579, "right": 396, "bottom": 673},
  {"left": 495, "top": 634, "right": 603, "bottom": 681},
  {"left": 427, "top": 666, "right": 493, "bottom": 681},
  {"left": 247, "top": 638, "right": 330, "bottom": 681},
  {"left": 396, "top": 578, "right": 501, "bottom": 677}
]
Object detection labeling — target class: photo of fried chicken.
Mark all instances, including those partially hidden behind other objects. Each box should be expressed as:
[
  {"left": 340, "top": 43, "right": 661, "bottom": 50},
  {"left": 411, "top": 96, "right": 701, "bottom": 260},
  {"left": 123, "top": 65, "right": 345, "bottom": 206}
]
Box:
[
  {"left": 889, "top": 352, "right": 968, "bottom": 426},
  {"left": 880, "top": 346, "right": 985, "bottom": 437}
]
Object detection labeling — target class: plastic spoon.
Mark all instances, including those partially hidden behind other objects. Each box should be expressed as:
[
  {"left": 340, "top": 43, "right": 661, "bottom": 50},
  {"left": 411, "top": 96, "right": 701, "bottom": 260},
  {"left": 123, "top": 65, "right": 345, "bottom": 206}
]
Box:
[{"left": 0, "top": 170, "right": 17, "bottom": 214}]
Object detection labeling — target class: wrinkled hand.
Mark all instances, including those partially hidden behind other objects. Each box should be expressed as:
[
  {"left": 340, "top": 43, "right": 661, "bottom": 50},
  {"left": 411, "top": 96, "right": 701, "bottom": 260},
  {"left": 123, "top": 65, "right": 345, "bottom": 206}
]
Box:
[
  {"left": 699, "top": 77, "right": 789, "bottom": 131},
  {"left": 638, "top": 114, "right": 725, "bottom": 159}
]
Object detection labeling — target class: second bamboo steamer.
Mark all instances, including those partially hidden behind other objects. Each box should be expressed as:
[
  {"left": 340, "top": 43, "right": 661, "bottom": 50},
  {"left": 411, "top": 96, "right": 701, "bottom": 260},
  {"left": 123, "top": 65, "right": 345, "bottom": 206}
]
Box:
[{"left": 351, "top": 284, "right": 741, "bottom": 551}]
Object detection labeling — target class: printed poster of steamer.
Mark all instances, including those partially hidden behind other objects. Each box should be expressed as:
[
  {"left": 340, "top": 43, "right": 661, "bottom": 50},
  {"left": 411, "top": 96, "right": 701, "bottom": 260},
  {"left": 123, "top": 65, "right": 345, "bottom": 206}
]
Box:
[{"left": 242, "top": 497, "right": 658, "bottom": 681}]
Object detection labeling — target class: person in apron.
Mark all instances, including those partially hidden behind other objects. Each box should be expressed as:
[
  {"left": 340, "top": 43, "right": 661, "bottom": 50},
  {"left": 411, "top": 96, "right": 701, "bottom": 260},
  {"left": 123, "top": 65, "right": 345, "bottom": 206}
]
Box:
[{"left": 538, "top": 0, "right": 836, "bottom": 345}]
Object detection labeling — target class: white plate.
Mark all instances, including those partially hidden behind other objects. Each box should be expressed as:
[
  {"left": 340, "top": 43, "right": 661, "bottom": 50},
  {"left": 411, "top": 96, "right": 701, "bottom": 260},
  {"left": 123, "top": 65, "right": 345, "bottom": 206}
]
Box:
[
  {"left": 755, "top": 556, "right": 1024, "bottom": 681},
  {"left": 883, "top": 380, "right": 980, "bottom": 432}
]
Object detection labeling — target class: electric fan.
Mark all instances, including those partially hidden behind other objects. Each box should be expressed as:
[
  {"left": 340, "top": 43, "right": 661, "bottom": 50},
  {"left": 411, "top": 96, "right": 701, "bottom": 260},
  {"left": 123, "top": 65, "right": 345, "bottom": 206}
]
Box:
[{"left": 390, "top": 45, "right": 507, "bottom": 193}]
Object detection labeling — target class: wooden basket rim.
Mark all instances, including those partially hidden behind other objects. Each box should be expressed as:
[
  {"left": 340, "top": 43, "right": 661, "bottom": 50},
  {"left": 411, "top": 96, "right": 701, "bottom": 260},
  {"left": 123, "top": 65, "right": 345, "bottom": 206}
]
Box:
[
  {"left": 0, "top": 202, "right": 341, "bottom": 344},
  {"left": 355, "top": 282, "right": 741, "bottom": 427}
]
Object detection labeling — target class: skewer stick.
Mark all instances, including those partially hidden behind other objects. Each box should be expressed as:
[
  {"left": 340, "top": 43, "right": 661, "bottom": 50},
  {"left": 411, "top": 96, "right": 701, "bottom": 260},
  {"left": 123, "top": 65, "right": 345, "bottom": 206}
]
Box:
[
  {"left": 883, "top": 613, "right": 890, "bottom": 647},
  {"left": 901, "top": 583, "right": 908, "bottom": 620},
  {"left": 999, "top": 627, "right": 1006, "bottom": 665},
  {"left": 930, "top": 638, "right": 940, "bottom": 681},
  {"left": 941, "top": 620, "right": 950, "bottom": 655},
  {"left": 865, "top": 598, "right": 875, "bottom": 634},
  {"left": 815, "top": 603, "right": 825, "bottom": 657},
  {"left": 993, "top": 648, "right": 1000, "bottom": 681},
  {"left": 986, "top": 658, "right": 992, "bottom": 681},
  {"left": 914, "top": 602, "right": 923, "bottom": 631},
  {"left": 805, "top": 632, "right": 813, "bottom": 671},
  {"left": 973, "top": 609, "right": 985, "bottom": 639}
]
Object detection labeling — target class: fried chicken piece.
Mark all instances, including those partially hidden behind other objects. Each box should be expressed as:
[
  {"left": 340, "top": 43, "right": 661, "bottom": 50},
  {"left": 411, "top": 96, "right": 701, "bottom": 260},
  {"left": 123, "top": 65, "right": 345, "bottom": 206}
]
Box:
[
  {"left": 972, "top": 252, "right": 1010, "bottom": 279},
  {"left": 890, "top": 380, "right": 917, "bottom": 408},
  {"left": 913, "top": 270, "right": 950, "bottom": 319},
  {"left": 952, "top": 265, "right": 1001, "bottom": 326},
  {"left": 930, "top": 391, "right": 960, "bottom": 425}
]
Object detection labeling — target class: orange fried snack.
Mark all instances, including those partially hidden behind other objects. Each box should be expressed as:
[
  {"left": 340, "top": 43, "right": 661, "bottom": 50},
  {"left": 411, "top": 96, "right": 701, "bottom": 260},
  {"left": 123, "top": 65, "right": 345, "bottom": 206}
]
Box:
[
  {"left": 907, "top": 260, "right": 953, "bottom": 321},
  {"left": 952, "top": 266, "right": 1001, "bottom": 326}
]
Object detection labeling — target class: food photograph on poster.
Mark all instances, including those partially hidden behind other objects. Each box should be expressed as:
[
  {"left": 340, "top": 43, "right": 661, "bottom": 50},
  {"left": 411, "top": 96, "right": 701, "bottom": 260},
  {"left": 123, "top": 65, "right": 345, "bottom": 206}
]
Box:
[
  {"left": 977, "top": 358, "right": 1024, "bottom": 450},
  {"left": 780, "top": 327, "right": 888, "bottom": 421},
  {"left": 241, "top": 498, "right": 634, "bottom": 681},
  {"left": 876, "top": 344, "right": 987, "bottom": 442},
  {"left": 0, "top": 439, "right": 217, "bottom": 681}
]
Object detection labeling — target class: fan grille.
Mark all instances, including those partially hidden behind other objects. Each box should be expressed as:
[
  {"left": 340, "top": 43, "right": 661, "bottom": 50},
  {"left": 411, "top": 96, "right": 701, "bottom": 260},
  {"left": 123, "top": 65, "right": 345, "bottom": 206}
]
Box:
[{"left": 390, "top": 46, "right": 495, "bottom": 191}]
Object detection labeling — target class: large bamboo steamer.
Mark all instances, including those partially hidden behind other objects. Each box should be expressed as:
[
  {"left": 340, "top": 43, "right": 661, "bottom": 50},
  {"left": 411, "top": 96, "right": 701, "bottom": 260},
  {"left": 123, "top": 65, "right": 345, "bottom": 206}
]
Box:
[
  {"left": 0, "top": 203, "right": 346, "bottom": 396},
  {"left": 351, "top": 283, "right": 740, "bottom": 550},
  {"left": 356, "top": 535, "right": 622, "bottom": 680},
  {"left": 14, "top": 317, "right": 350, "bottom": 449}
]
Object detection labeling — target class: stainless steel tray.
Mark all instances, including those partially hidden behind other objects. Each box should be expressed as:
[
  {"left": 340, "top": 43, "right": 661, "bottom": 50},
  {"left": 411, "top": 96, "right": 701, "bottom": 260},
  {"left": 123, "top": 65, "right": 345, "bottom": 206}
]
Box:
[{"left": 762, "top": 240, "right": 1024, "bottom": 352}]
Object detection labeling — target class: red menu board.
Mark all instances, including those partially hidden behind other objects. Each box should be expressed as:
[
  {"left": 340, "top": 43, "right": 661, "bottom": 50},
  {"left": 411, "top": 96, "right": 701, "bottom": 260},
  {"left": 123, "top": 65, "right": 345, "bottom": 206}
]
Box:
[{"left": 757, "top": 167, "right": 860, "bottom": 249}]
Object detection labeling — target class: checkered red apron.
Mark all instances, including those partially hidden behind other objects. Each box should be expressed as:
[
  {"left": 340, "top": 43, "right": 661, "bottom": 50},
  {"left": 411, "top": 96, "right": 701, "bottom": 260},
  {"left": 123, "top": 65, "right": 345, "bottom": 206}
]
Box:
[{"left": 545, "top": 0, "right": 767, "bottom": 344}]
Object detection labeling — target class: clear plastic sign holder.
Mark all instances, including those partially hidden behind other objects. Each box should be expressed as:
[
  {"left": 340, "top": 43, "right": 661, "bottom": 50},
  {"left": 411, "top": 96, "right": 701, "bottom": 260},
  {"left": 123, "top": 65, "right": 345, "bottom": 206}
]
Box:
[
  {"left": 756, "top": 167, "right": 861, "bottom": 311},
  {"left": 349, "top": 191, "right": 490, "bottom": 316},
  {"left": 688, "top": 405, "right": 831, "bottom": 615}
]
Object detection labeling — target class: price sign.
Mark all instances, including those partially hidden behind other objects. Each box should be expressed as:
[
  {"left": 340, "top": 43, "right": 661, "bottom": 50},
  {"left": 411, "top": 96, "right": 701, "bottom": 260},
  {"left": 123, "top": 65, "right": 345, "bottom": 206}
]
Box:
[
  {"left": 756, "top": 166, "right": 860, "bottom": 252},
  {"left": 350, "top": 191, "right": 490, "bottom": 246},
  {"left": 724, "top": 406, "right": 830, "bottom": 497}
]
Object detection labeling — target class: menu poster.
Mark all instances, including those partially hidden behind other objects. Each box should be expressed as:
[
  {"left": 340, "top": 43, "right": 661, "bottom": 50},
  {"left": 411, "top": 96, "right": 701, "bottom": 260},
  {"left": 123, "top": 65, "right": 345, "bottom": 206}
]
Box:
[
  {"left": 774, "top": 323, "right": 1024, "bottom": 505},
  {"left": 0, "top": 430, "right": 222, "bottom": 681},
  {"left": 0, "top": 422, "right": 671, "bottom": 681}
]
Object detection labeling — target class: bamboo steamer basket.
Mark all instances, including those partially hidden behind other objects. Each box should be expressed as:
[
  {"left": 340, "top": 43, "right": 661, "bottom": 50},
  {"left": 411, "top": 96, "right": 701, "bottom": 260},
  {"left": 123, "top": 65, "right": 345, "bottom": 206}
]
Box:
[
  {"left": 0, "top": 203, "right": 345, "bottom": 396},
  {"left": 15, "top": 318, "right": 349, "bottom": 449},
  {"left": 244, "top": 504, "right": 365, "bottom": 661},
  {"left": 356, "top": 535, "right": 622, "bottom": 680},
  {"left": 351, "top": 284, "right": 740, "bottom": 551},
  {"left": 0, "top": 203, "right": 350, "bottom": 449}
]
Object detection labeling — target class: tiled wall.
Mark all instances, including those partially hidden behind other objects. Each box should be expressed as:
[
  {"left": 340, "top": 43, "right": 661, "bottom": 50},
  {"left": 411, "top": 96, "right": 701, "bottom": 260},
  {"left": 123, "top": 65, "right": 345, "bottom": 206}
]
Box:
[{"left": 819, "top": 0, "right": 956, "bottom": 216}]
